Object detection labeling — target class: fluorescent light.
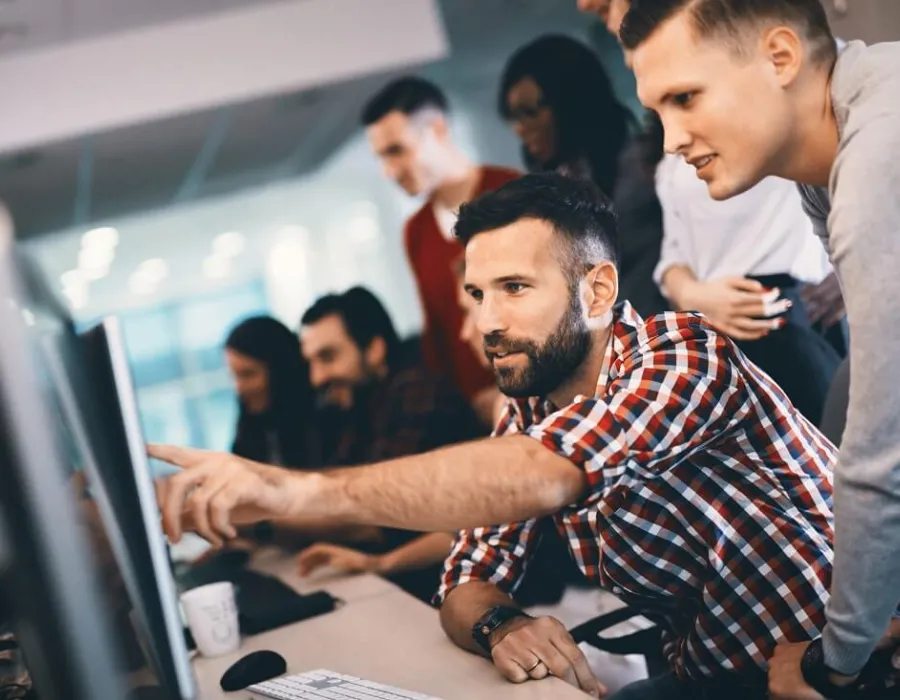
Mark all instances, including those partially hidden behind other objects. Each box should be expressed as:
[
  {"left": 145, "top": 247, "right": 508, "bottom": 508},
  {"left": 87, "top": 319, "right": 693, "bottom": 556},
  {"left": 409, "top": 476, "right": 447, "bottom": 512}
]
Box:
[
  {"left": 129, "top": 258, "right": 168, "bottom": 296},
  {"left": 212, "top": 231, "right": 245, "bottom": 258},
  {"left": 349, "top": 214, "right": 380, "bottom": 245},
  {"left": 81, "top": 226, "right": 119, "bottom": 250},
  {"left": 267, "top": 238, "right": 309, "bottom": 280},
  {"left": 276, "top": 225, "right": 309, "bottom": 241},
  {"left": 202, "top": 254, "right": 231, "bottom": 280},
  {"left": 81, "top": 265, "right": 110, "bottom": 281},
  {"left": 129, "top": 273, "right": 158, "bottom": 296},
  {"left": 61, "top": 269, "right": 85, "bottom": 288},
  {"left": 78, "top": 245, "right": 115, "bottom": 274},
  {"left": 135, "top": 258, "right": 168, "bottom": 282},
  {"left": 62, "top": 284, "right": 89, "bottom": 310}
]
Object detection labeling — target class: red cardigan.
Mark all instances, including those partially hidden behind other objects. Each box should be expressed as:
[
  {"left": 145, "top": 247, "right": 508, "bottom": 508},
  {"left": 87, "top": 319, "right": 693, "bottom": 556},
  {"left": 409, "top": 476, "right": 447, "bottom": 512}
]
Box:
[{"left": 404, "top": 166, "right": 520, "bottom": 400}]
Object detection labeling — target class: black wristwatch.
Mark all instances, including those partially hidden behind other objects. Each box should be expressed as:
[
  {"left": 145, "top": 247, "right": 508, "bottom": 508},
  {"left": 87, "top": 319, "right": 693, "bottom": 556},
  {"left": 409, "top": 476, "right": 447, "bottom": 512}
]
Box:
[
  {"left": 801, "top": 638, "right": 864, "bottom": 700},
  {"left": 472, "top": 606, "right": 531, "bottom": 654}
]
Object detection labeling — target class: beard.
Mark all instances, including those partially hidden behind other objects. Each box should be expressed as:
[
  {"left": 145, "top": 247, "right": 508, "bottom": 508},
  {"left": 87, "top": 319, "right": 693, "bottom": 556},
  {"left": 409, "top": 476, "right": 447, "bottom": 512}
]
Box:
[
  {"left": 314, "top": 365, "right": 380, "bottom": 411},
  {"left": 484, "top": 289, "right": 592, "bottom": 399}
]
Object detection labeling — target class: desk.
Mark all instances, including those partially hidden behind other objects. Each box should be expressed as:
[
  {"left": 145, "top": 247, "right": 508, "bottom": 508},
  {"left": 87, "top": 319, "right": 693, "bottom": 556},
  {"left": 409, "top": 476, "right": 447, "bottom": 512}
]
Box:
[{"left": 192, "top": 554, "right": 588, "bottom": 700}]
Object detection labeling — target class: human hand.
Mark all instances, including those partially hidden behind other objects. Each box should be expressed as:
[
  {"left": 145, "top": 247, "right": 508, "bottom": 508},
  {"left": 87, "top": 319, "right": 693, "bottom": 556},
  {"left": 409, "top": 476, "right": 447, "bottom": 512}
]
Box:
[
  {"left": 149, "top": 444, "right": 315, "bottom": 547},
  {"left": 801, "top": 273, "right": 845, "bottom": 328},
  {"left": 297, "top": 543, "right": 381, "bottom": 577},
  {"left": 680, "top": 276, "right": 789, "bottom": 341},
  {"left": 490, "top": 615, "right": 606, "bottom": 697},
  {"left": 768, "top": 641, "right": 827, "bottom": 700}
]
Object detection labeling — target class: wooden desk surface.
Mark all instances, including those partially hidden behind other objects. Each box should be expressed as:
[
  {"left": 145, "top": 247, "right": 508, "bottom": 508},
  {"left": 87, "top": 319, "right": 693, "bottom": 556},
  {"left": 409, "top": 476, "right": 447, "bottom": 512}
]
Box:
[{"left": 192, "top": 553, "right": 588, "bottom": 700}]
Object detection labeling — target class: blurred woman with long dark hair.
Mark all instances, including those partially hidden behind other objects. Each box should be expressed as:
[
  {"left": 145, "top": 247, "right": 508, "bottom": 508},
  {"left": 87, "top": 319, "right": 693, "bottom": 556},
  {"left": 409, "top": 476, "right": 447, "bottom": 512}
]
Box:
[
  {"left": 225, "top": 315, "right": 317, "bottom": 468},
  {"left": 499, "top": 34, "right": 667, "bottom": 317}
]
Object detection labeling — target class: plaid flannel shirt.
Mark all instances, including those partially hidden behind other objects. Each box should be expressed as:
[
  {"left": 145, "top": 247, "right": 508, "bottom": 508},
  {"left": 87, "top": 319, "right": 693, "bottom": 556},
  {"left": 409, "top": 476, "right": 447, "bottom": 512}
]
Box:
[
  {"left": 437, "top": 302, "right": 836, "bottom": 680},
  {"left": 328, "top": 365, "right": 484, "bottom": 466}
]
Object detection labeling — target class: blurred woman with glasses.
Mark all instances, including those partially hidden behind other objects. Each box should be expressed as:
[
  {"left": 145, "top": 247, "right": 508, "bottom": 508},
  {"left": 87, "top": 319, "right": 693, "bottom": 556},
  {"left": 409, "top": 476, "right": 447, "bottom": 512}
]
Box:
[{"left": 499, "top": 34, "right": 667, "bottom": 317}]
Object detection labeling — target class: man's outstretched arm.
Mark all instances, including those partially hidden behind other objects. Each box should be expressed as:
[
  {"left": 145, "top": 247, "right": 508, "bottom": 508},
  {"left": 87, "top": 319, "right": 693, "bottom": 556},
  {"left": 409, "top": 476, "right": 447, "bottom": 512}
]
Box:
[{"left": 150, "top": 435, "right": 588, "bottom": 546}]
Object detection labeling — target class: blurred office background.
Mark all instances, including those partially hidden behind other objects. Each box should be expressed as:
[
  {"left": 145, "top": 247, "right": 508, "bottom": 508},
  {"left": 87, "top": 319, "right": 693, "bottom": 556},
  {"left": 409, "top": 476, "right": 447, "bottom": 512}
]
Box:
[{"left": 0, "top": 0, "right": 893, "bottom": 452}]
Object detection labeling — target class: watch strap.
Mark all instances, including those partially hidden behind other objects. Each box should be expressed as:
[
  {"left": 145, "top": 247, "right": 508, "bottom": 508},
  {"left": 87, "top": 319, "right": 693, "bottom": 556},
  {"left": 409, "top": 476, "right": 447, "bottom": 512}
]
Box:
[
  {"left": 471, "top": 605, "right": 530, "bottom": 654},
  {"left": 801, "top": 638, "right": 865, "bottom": 700}
]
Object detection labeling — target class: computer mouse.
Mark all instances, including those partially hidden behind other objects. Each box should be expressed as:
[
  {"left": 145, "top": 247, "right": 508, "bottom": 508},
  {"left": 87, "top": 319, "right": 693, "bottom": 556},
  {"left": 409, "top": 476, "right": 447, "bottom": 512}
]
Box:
[{"left": 219, "top": 649, "right": 287, "bottom": 691}]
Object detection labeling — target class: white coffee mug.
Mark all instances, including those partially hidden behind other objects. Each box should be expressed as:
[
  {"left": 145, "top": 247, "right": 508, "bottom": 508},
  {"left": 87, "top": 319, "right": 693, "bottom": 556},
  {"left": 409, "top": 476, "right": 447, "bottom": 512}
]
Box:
[{"left": 180, "top": 582, "right": 240, "bottom": 658}]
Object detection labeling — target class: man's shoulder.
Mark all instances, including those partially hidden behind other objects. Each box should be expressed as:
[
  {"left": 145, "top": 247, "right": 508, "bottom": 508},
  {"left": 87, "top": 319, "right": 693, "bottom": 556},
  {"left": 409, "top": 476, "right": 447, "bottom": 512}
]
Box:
[
  {"left": 402, "top": 201, "right": 443, "bottom": 259},
  {"left": 624, "top": 309, "right": 730, "bottom": 363},
  {"left": 384, "top": 364, "right": 447, "bottom": 402},
  {"left": 833, "top": 41, "right": 900, "bottom": 117},
  {"left": 832, "top": 41, "right": 900, "bottom": 173},
  {"left": 403, "top": 203, "right": 435, "bottom": 238}
]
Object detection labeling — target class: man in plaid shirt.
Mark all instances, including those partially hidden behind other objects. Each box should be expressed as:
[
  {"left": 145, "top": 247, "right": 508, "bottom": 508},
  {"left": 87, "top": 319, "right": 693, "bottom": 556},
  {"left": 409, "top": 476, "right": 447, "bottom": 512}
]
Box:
[{"left": 152, "top": 173, "right": 836, "bottom": 699}]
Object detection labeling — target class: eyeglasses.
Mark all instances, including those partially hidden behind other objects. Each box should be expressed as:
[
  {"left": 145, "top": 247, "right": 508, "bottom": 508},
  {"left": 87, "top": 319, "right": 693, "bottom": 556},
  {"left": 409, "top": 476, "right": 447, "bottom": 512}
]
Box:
[{"left": 506, "top": 101, "right": 548, "bottom": 124}]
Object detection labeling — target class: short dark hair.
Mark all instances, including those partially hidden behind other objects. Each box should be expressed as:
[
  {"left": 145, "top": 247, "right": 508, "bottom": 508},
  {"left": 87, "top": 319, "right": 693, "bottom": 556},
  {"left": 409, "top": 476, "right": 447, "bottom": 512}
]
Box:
[
  {"left": 620, "top": 0, "right": 837, "bottom": 65},
  {"left": 455, "top": 172, "right": 619, "bottom": 284},
  {"left": 301, "top": 286, "right": 401, "bottom": 366},
  {"left": 361, "top": 76, "right": 448, "bottom": 126}
]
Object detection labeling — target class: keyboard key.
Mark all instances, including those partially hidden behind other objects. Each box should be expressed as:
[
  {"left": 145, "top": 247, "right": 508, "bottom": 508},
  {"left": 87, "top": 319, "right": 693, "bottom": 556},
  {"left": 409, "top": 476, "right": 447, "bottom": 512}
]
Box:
[{"left": 249, "top": 670, "right": 442, "bottom": 700}]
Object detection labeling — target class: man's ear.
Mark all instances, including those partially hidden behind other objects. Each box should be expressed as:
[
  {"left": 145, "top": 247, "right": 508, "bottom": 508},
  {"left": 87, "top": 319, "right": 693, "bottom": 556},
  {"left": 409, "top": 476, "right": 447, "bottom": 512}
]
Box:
[
  {"left": 583, "top": 261, "right": 618, "bottom": 321},
  {"left": 430, "top": 113, "right": 451, "bottom": 142},
  {"left": 364, "top": 336, "right": 388, "bottom": 373},
  {"left": 763, "top": 26, "right": 804, "bottom": 89}
]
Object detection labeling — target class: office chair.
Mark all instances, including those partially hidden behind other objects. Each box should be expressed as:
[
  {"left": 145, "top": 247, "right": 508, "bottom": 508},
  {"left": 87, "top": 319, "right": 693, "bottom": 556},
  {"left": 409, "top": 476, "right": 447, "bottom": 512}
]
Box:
[{"left": 569, "top": 605, "right": 669, "bottom": 677}]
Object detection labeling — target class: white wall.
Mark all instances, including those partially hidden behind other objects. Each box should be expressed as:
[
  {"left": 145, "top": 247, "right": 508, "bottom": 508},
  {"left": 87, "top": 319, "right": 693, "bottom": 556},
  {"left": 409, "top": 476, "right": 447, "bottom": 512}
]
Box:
[{"left": 24, "top": 83, "right": 523, "bottom": 337}]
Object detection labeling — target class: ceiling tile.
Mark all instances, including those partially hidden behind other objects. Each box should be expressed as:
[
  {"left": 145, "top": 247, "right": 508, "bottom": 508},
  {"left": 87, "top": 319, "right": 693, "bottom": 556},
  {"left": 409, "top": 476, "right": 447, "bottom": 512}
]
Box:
[{"left": 0, "top": 0, "right": 67, "bottom": 56}]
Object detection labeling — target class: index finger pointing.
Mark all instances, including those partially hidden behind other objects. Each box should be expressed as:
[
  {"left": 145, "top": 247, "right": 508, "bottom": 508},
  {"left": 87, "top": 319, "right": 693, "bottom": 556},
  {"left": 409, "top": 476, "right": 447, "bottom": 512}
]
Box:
[
  {"left": 161, "top": 469, "right": 206, "bottom": 543},
  {"left": 147, "top": 443, "right": 203, "bottom": 469}
]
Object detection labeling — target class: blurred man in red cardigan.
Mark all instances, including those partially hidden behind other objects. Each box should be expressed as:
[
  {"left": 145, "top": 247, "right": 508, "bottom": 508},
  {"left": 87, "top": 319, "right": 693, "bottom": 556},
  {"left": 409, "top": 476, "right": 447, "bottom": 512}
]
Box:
[{"left": 362, "top": 77, "right": 519, "bottom": 425}]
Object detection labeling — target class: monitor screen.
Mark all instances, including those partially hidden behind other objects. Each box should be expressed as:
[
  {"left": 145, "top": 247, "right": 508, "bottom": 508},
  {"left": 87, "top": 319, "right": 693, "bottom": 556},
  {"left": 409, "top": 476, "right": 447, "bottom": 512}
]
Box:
[
  {"left": 78, "top": 318, "right": 197, "bottom": 699},
  {"left": 10, "top": 250, "right": 195, "bottom": 699}
]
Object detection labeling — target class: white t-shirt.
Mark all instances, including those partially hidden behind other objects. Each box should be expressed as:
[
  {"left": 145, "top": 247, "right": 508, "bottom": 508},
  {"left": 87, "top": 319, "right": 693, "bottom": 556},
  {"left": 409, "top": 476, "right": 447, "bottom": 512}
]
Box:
[
  {"left": 654, "top": 155, "right": 831, "bottom": 293},
  {"left": 433, "top": 203, "right": 459, "bottom": 241}
]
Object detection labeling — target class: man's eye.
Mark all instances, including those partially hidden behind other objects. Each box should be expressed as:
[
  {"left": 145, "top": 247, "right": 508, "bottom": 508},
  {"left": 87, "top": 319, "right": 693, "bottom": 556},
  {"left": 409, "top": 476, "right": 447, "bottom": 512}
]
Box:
[
  {"left": 504, "top": 283, "right": 525, "bottom": 294},
  {"left": 673, "top": 92, "right": 696, "bottom": 108},
  {"left": 469, "top": 290, "right": 483, "bottom": 303}
]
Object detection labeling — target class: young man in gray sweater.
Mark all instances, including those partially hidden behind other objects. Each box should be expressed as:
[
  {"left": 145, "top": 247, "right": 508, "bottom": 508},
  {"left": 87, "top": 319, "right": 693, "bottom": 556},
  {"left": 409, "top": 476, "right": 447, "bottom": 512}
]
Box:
[{"left": 618, "top": 0, "right": 900, "bottom": 697}]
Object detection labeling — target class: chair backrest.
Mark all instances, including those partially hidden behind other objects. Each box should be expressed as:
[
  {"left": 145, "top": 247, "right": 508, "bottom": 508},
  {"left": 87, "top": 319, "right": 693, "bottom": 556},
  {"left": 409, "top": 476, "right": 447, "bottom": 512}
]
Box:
[{"left": 819, "top": 357, "right": 850, "bottom": 447}]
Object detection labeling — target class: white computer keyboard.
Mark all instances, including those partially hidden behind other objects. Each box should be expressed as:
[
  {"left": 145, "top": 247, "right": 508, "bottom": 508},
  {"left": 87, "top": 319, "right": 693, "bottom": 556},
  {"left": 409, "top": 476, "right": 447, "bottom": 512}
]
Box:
[{"left": 247, "top": 669, "right": 443, "bottom": 700}]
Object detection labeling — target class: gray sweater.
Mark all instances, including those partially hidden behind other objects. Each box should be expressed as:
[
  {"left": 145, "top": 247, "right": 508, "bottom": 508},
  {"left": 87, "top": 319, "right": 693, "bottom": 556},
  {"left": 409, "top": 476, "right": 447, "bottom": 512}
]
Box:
[{"left": 798, "top": 40, "right": 900, "bottom": 674}]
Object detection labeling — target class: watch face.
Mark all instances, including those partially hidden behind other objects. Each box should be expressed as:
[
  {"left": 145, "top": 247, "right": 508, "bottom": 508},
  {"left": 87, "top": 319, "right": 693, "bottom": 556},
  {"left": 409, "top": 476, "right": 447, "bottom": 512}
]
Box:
[{"left": 806, "top": 639, "right": 824, "bottom": 665}]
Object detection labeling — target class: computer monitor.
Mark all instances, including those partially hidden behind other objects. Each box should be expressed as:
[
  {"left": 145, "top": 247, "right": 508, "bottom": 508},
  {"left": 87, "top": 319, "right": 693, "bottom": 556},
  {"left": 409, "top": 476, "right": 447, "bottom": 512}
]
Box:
[
  {"left": 0, "top": 233, "right": 198, "bottom": 698},
  {"left": 0, "top": 236, "right": 127, "bottom": 698},
  {"left": 76, "top": 317, "right": 197, "bottom": 699}
]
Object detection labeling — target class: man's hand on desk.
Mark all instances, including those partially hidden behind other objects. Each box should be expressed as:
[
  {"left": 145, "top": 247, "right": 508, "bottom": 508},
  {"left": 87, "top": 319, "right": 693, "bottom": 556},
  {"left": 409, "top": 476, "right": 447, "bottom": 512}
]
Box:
[
  {"left": 149, "top": 444, "right": 319, "bottom": 547},
  {"left": 491, "top": 616, "right": 607, "bottom": 698},
  {"left": 296, "top": 543, "right": 382, "bottom": 577}
]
